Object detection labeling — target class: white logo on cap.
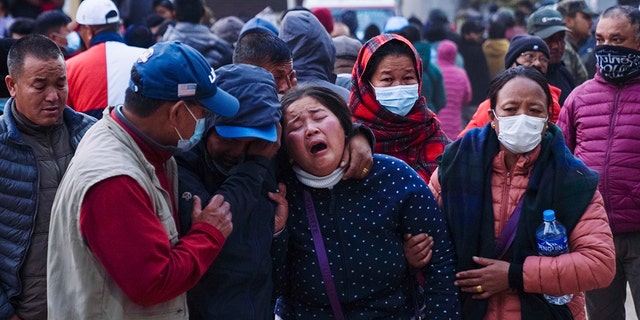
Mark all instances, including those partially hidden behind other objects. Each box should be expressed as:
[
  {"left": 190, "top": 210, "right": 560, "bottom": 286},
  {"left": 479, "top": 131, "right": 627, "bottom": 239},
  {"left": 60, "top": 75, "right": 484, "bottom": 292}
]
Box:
[
  {"left": 208, "top": 68, "right": 216, "bottom": 83},
  {"left": 541, "top": 17, "right": 563, "bottom": 23}
]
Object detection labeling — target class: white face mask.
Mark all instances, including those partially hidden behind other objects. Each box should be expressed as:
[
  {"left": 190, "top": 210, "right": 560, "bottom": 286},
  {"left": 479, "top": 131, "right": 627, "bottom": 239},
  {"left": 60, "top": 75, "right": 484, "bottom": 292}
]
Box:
[
  {"left": 493, "top": 111, "right": 547, "bottom": 154},
  {"left": 372, "top": 83, "right": 419, "bottom": 116}
]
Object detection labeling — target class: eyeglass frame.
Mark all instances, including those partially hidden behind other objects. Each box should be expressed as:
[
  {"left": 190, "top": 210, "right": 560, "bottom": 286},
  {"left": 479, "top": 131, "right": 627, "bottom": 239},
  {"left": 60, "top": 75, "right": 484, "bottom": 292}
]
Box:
[{"left": 518, "top": 52, "right": 550, "bottom": 65}]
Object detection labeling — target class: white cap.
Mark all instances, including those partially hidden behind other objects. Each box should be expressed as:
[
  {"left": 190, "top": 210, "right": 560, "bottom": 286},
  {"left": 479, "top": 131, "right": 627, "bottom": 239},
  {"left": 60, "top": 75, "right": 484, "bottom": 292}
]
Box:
[
  {"left": 384, "top": 16, "right": 409, "bottom": 33},
  {"left": 76, "top": 0, "right": 120, "bottom": 26}
]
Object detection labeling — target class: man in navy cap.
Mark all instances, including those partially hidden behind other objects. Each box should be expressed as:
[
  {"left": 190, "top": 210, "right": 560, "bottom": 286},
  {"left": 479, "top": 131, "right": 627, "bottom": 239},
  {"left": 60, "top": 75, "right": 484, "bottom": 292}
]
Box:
[
  {"left": 47, "top": 41, "right": 239, "bottom": 319},
  {"left": 175, "top": 63, "right": 285, "bottom": 319}
]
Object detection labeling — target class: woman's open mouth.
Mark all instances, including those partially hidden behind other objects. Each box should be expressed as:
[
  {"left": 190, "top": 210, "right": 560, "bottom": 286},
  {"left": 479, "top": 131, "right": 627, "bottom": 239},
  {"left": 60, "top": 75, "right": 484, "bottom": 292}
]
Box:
[{"left": 310, "top": 142, "right": 327, "bottom": 154}]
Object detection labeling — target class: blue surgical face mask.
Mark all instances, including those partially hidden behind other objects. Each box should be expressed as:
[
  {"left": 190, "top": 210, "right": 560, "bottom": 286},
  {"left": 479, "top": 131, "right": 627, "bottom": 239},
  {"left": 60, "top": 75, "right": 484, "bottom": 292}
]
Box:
[
  {"left": 372, "top": 83, "right": 419, "bottom": 116},
  {"left": 175, "top": 104, "right": 205, "bottom": 152},
  {"left": 65, "top": 31, "right": 81, "bottom": 55}
]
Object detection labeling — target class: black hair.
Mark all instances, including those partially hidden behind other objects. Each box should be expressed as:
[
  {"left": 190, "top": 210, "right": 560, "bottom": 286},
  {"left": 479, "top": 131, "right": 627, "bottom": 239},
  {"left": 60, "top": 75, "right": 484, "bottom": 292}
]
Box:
[
  {"left": 145, "top": 13, "right": 166, "bottom": 28},
  {"left": 487, "top": 20, "right": 507, "bottom": 39},
  {"left": 408, "top": 16, "right": 422, "bottom": 26},
  {"left": 280, "top": 86, "right": 353, "bottom": 146},
  {"left": 153, "top": 0, "right": 174, "bottom": 11},
  {"left": 362, "top": 39, "right": 416, "bottom": 83},
  {"left": 338, "top": 10, "right": 358, "bottom": 36},
  {"left": 124, "top": 67, "right": 168, "bottom": 118},
  {"left": 618, "top": 0, "right": 640, "bottom": 6},
  {"left": 7, "top": 34, "right": 62, "bottom": 79},
  {"left": 488, "top": 66, "right": 552, "bottom": 111},
  {"left": 9, "top": 17, "right": 35, "bottom": 38},
  {"left": 461, "top": 18, "right": 485, "bottom": 35},
  {"left": 601, "top": 5, "right": 640, "bottom": 40},
  {"left": 174, "top": 0, "right": 204, "bottom": 23},
  {"left": 363, "top": 24, "right": 380, "bottom": 42},
  {"left": 124, "top": 24, "right": 154, "bottom": 48},
  {"left": 34, "top": 10, "right": 70, "bottom": 35},
  {"left": 516, "top": 0, "right": 535, "bottom": 13},
  {"left": 398, "top": 24, "right": 422, "bottom": 43},
  {"left": 233, "top": 29, "right": 292, "bottom": 65}
]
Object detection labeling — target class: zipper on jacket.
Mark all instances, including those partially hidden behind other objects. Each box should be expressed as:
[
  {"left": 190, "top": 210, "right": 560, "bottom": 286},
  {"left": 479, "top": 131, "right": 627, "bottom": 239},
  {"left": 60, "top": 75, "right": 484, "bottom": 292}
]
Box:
[
  {"left": 602, "top": 88, "right": 622, "bottom": 225},
  {"left": 499, "top": 171, "right": 512, "bottom": 235}
]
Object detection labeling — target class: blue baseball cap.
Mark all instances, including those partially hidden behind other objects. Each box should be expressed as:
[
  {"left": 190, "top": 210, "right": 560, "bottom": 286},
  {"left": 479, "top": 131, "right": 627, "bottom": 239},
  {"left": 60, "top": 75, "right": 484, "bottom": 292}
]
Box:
[
  {"left": 211, "top": 64, "right": 281, "bottom": 142},
  {"left": 239, "top": 17, "right": 279, "bottom": 38},
  {"left": 129, "top": 41, "right": 239, "bottom": 117}
]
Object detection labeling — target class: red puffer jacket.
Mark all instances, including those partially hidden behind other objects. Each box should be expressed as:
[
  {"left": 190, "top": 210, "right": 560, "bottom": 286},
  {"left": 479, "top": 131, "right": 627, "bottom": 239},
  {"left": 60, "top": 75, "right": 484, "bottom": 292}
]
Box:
[
  {"left": 430, "top": 146, "right": 615, "bottom": 320},
  {"left": 557, "top": 73, "right": 640, "bottom": 235}
]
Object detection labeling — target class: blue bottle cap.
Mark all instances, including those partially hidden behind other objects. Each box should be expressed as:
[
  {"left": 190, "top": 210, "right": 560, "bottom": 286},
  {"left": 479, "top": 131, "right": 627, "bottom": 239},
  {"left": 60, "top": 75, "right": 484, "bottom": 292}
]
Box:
[{"left": 543, "top": 209, "right": 556, "bottom": 221}]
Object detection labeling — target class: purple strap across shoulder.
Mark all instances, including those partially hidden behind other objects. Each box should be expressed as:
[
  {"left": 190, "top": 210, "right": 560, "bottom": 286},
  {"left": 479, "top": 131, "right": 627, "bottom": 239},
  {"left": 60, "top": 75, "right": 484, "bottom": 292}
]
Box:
[
  {"left": 495, "top": 196, "right": 524, "bottom": 260},
  {"left": 304, "top": 191, "right": 345, "bottom": 320}
]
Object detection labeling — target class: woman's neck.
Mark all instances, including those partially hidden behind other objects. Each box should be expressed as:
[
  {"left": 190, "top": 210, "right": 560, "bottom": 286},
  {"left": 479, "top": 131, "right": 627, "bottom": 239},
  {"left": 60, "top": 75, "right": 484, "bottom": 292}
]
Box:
[{"left": 502, "top": 148, "right": 519, "bottom": 172}]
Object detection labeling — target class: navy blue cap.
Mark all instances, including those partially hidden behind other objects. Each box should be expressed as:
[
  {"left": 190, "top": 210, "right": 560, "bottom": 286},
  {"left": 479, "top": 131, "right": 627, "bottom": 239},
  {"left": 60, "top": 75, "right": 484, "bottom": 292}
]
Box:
[
  {"left": 129, "top": 41, "right": 239, "bottom": 117},
  {"left": 211, "top": 64, "right": 281, "bottom": 142}
]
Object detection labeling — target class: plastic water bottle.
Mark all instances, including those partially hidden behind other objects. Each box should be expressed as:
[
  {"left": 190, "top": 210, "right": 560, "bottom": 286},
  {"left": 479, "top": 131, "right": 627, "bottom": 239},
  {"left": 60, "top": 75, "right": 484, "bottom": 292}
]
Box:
[{"left": 535, "top": 209, "right": 573, "bottom": 305}]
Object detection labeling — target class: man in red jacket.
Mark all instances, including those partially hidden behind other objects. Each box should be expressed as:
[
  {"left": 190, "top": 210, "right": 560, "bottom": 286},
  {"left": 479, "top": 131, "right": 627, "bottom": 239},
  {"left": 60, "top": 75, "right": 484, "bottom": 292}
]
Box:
[{"left": 557, "top": 5, "right": 640, "bottom": 320}]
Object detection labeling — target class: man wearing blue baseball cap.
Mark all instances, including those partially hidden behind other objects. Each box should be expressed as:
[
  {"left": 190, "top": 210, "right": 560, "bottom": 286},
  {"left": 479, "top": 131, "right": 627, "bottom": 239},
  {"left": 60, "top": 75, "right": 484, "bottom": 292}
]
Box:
[
  {"left": 175, "top": 63, "right": 285, "bottom": 319},
  {"left": 47, "top": 41, "right": 239, "bottom": 319}
]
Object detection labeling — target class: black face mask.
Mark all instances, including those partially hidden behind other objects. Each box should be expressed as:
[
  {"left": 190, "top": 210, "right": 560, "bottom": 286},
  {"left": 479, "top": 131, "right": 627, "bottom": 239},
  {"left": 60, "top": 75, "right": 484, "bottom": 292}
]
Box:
[{"left": 595, "top": 45, "right": 640, "bottom": 84}]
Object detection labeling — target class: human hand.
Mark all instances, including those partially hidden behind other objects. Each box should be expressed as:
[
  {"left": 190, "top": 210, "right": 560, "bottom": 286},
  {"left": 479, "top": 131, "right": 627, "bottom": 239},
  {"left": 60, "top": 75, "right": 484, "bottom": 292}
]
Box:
[
  {"left": 269, "top": 183, "right": 288, "bottom": 234},
  {"left": 403, "top": 233, "right": 434, "bottom": 269},
  {"left": 454, "top": 256, "right": 510, "bottom": 299},
  {"left": 247, "top": 123, "right": 281, "bottom": 160},
  {"left": 340, "top": 133, "right": 373, "bottom": 180},
  {"left": 191, "top": 194, "right": 233, "bottom": 238}
]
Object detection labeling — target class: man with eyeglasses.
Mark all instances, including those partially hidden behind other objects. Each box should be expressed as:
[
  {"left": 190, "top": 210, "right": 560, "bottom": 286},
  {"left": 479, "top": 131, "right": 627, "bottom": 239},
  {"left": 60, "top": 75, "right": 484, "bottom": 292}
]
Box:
[
  {"left": 458, "top": 34, "right": 562, "bottom": 138},
  {"left": 527, "top": 7, "right": 587, "bottom": 105}
]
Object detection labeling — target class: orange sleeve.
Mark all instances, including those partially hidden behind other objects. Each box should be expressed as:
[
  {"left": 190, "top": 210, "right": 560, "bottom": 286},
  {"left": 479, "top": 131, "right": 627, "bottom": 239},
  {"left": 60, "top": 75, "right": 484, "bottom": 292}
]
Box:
[{"left": 458, "top": 99, "right": 491, "bottom": 138}]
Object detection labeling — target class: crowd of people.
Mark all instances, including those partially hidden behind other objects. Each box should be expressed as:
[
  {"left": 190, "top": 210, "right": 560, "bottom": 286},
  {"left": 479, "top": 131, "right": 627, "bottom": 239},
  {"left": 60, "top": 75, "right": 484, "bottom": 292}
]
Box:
[{"left": 0, "top": 0, "right": 638, "bottom": 319}]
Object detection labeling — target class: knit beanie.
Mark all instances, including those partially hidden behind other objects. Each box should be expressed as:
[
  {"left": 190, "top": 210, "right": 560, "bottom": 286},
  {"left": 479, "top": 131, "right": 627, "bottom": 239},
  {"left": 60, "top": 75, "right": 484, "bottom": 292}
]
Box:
[
  {"left": 311, "top": 8, "right": 334, "bottom": 34},
  {"left": 504, "top": 34, "right": 550, "bottom": 68}
]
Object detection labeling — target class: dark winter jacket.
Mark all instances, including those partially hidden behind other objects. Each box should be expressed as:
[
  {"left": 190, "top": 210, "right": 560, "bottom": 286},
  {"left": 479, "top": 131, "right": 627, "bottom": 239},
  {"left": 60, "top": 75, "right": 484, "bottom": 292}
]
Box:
[
  {"left": 458, "top": 38, "right": 491, "bottom": 106},
  {"left": 176, "top": 141, "right": 278, "bottom": 320},
  {"left": 0, "top": 100, "right": 95, "bottom": 318},
  {"left": 546, "top": 62, "right": 576, "bottom": 106},
  {"left": 273, "top": 154, "right": 460, "bottom": 319}
]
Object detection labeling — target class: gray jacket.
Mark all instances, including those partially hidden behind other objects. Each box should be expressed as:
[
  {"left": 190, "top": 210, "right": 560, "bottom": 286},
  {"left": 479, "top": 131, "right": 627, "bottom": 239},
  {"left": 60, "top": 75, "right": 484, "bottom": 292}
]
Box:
[
  {"left": 279, "top": 10, "right": 350, "bottom": 102},
  {"left": 162, "top": 22, "right": 233, "bottom": 69}
]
